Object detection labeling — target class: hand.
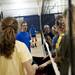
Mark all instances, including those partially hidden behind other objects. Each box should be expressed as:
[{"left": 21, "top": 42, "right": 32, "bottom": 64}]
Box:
[{"left": 32, "top": 64, "right": 39, "bottom": 70}]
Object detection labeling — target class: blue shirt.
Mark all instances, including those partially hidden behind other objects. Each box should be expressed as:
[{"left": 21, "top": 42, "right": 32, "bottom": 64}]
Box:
[
  {"left": 29, "top": 26, "right": 36, "bottom": 36},
  {"left": 52, "top": 34, "right": 59, "bottom": 49},
  {"left": 52, "top": 35, "right": 59, "bottom": 45},
  {"left": 16, "top": 32, "right": 31, "bottom": 52}
]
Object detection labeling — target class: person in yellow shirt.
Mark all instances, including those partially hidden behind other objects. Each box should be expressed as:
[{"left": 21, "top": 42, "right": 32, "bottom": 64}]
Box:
[
  {"left": 0, "top": 17, "right": 35, "bottom": 75},
  {"left": 55, "top": 15, "right": 65, "bottom": 49}
]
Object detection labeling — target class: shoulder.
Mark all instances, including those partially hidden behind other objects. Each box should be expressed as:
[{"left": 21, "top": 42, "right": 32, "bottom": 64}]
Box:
[
  {"left": 16, "top": 32, "right": 22, "bottom": 37},
  {"left": 15, "top": 40, "right": 28, "bottom": 51},
  {"left": 27, "top": 32, "right": 30, "bottom": 36},
  {"left": 16, "top": 40, "right": 25, "bottom": 45},
  {"left": 15, "top": 40, "right": 27, "bottom": 46},
  {"left": 15, "top": 40, "right": 32, "bottom": 62}
]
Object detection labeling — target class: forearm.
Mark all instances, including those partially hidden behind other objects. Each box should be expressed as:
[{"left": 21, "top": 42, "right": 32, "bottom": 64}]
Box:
[
  {"left": 23, "top": 61, "right": 35, "bottom": 75},
  {"left": 26, "top": 63, "right": 35, "bottom": 75},
  {"left": 39, "top": 60, "right": 51, "bottom": 68}
]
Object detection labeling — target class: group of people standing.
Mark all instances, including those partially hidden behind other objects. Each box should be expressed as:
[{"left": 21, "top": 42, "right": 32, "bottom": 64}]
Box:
[
  {"left": 0, "top": 4, "right": 75, "bottom": 75},
  {"left": 43, "top": 5, "right": 75, "bottom": 75}
]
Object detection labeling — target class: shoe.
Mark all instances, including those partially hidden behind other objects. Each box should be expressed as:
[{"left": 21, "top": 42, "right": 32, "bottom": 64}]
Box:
[
  {"left": 35, "top": 43, "right": 37, "bottom": 47},
  {"left": 32, "top": 45, "right": 35, "bottom": 48}
]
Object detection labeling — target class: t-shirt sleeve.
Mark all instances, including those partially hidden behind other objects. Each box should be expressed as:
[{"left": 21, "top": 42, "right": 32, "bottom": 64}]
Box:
[
  {"left": 16, "top": 33, "right": 22, "bottom": 41},
  {"left": 16, "top": 41, "right": 32, "bottom": 63}
]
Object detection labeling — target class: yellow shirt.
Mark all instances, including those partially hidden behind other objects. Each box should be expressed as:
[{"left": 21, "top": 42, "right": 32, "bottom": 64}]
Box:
[
  {"left": 56, "top": 33, "right": 64, "bottom": 49},
  {"left": 0, "top": 40, "right": 32, "bottom": 75}
]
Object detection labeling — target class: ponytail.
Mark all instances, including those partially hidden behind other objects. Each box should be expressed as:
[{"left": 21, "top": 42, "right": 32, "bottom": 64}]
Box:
[{"left": 0, "top": 17, "right": 18, "bottom": 58}]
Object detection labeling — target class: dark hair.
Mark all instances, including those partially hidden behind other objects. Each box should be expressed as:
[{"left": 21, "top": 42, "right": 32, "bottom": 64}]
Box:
[
  {"left": 55, "top": 15, "right": 65, "bottom": 28},
  {"left": 56, "top": 15, "right": 63, "bottom": 20},
  {"left": 21, "top": 21, "right": 27, "bottom": 27},
  {"left": 0, "top": 17, "right": 18, "bottom": 58}
]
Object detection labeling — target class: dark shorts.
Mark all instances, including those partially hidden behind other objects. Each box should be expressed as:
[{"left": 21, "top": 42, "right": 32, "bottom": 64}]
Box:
[{"left": 32, "top": 35, "right": 36, "bottom": 37}]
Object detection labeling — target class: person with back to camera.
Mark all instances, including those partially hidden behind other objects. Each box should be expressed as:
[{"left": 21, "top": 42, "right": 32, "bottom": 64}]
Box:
[{"left": 0, "top": 17, "right": 35, "bottom": 75}]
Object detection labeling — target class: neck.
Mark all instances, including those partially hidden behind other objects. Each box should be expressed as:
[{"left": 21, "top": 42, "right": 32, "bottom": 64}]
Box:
[{"left": 21, "top": 29, "right": 27, "bottom": 32}]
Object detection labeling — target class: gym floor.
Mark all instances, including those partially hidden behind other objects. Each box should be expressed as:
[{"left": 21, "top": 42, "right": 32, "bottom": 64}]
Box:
[{"left": 31, "top": 33, "right": 46, "bottom": 57}]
